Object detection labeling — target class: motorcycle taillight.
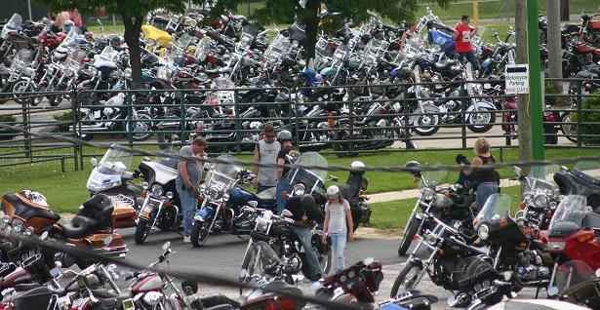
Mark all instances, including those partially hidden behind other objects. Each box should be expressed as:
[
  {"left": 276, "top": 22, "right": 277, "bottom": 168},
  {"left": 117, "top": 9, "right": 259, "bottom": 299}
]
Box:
[{"left": 265, "top": 298, "right": 297, "bottom": 310}]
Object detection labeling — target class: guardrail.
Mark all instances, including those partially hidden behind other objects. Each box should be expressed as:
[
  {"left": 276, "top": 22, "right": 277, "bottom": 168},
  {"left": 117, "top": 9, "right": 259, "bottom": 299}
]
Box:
[{"left": 0, "top": 78, "right": 599, "bottom": 171}]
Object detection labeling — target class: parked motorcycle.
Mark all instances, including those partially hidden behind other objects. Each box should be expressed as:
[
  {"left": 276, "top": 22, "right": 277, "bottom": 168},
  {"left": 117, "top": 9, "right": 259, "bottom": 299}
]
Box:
[{"left": 339, "top": 161, "right": 371, "bottom": 231}]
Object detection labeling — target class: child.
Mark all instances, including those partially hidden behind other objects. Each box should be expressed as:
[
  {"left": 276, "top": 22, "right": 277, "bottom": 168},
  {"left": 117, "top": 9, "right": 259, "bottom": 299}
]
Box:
[{"left": 322, "top": 185, "right": 354, "bottom": 273}]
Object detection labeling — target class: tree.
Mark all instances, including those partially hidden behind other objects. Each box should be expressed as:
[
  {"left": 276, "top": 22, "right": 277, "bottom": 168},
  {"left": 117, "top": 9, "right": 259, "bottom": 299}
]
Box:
[{"left": 38, "top": 0, "right": 236, "bottom": 87}]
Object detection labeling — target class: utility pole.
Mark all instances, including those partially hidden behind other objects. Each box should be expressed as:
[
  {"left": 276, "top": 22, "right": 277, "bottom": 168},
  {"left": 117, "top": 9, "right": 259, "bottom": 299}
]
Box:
[
  {"left": 527, "top": 0, "right": 546, "bottom": 176},
  {"left": 560, "top": 0, "right": 570, "bottom": 21},
  {"left": 547, "top": 0, "right": 563, "bottom": 92},
  {"left": 27, "top": 0, "right": 32, "bottom": 20},
  {"left": 515, "top": 0, "right": 531, "bottom": 177}
]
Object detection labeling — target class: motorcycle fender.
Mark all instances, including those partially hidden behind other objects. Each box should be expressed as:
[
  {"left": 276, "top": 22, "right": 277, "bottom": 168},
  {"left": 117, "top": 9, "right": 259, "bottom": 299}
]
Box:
[
  {"left": 466, "top": 100, "right": 497, "bottom": 113},
  {"left": 409, "top": 103, "right": 439, "bottom": 123},
  {"left": 138, "top": 199, "right": 156, "bottom": 221}
]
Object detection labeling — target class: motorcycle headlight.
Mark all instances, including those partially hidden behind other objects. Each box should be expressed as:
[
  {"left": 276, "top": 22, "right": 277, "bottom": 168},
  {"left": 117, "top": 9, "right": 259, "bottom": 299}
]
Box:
[
  {"left": 533, "top": 194, "right": 548, "bottom": 208},
  {"left": 151, "top": 184, "right": 164, "bottom": 197},
  {"left": 421, "top": 188, "right": 435, "bottom": 202},
  {"left": 206, "top": 186, "right": 221, "bottom": 200},
  {"left": 142, "top": 291, "right": 163, "bottom": 306},
  {"left": 292, "top": 183, "right": 305, "bottom": 196},
  {"left": 478, "top": 224, "right": 490, "bottom": 241},
  {"left": 166, "top": 191, "right": 174, "bottom": 199}
]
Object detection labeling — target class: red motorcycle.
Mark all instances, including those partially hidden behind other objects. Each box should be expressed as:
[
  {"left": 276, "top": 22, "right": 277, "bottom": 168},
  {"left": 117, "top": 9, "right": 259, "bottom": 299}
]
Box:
[{"left": 543, "top": 195, "right": 600, "bottom": 297}]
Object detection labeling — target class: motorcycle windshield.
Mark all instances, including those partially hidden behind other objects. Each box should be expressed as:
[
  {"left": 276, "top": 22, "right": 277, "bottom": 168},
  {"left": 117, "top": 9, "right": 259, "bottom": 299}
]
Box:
[
  {"left": 418, "top": 164, "right": 447, "bottom": 188},
  {"left": 475, "top": 193, "right": 513, "bottom": 224},
  {"left": 286, "top": 152, "right": 328, "bottom": 188},
  {"left": 194, "top": 37, "right": 214, "bottom": 61},
  {"left": 97, "top": 145, "right": 133, "bottom": 175},
  {"left": 548, "top": 195, "right": 588, "bottom": 232},
  {"left": 555, "top": 260, "right": 598, "bottom": 295},
  {"left": 204, "top": 155, "right": 240, "bottom": 191},
  {"left": 1, "top": 13, "right": 22, "bottom": 38},
  {"left": 522, "top": 164, "right": 560, "bottom": 193},
  {"left": 10, "top": 49, "right": 34, "bottom": 71}
]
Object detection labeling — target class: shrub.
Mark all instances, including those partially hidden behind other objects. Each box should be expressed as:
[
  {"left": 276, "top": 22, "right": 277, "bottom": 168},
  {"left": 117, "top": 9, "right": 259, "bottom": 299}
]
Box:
[
  {"left": 573, "top": 90, "right": 600, "bottom": 144},
  {"left": 53, "top": 111, "right": 74, "bottom": 132},
  {"left": 0, "top": 115, "right": 19, "bottom": 140}
]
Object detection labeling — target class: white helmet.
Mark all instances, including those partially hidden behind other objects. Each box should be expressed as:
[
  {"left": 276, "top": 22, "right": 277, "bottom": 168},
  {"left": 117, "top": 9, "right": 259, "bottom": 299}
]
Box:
[
  {"left": 350, "top": 161, "right": 365, "bottom": 171},
  {"left": 327, "top": 185, "right": 340, "bottom": 199}
]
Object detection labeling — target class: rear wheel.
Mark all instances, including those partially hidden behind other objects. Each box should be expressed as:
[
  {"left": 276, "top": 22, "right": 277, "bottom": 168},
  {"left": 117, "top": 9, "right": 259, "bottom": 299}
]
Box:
[
  {"left": 390, "top": 262, "right": 423, "bottom": 298},
  {"left": 191, "top": 221, "right": 210, "bottom": 248},
  {"left": 134, "top": 219, "right": 151, "bottom": 245},
  {"left": 467, "top": 107, "right": 496, "bottom": 133},
  {"left": 561, "top": 112, "right": 578, "bottom": 143},
  {"left": 412, "top": 114, "right": 440, "bottom": 136},
  {"left": 126, "top": 112, "right": 154, "bottom": 141},
  {"left": 398, "top": 215, "right": 420, "bottom": 257}
]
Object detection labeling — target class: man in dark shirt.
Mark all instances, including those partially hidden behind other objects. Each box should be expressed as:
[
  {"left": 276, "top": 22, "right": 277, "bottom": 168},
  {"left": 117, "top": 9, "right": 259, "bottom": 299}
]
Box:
[{"left": 284, "top": 194, "right": 323, "bottom": 281}]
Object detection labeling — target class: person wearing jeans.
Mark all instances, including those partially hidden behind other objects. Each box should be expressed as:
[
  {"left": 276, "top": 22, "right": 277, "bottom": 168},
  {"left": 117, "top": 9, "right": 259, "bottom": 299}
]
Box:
[
  {"left": 464, "top": 138, "right": 500, "bottom": 210},
  {"left": 322, "top": 185, "right": 354, "bottom": 274},
  {"left": 176, "top": 137, "right": 207, "bottom": 243}
]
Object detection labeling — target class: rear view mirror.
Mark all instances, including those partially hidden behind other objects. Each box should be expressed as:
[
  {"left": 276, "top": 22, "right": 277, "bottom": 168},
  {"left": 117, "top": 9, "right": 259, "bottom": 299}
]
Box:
[{"left": 90, "top": 157, "right": 98, "bottom": 167}]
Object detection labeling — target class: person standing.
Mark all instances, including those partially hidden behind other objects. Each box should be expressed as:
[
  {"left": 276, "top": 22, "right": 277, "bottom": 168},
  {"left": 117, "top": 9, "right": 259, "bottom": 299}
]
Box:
[
  {"left": 466, "top": 138, "right": 500, "bottom": 209},
  {"left": 253, "top": 124, "right": 281, "bottom": 194},
  {"left": 322, "top": 185, "right": 354, "bottom": 274},
  {"left": 453, "top": 15, "right": 478, "bottom": 70},
  {"left": 276, "top": 130, "right": 295, "bottom": 214},
  {"left": 176, "top": 137, "right": 207, "bottom": 243}
]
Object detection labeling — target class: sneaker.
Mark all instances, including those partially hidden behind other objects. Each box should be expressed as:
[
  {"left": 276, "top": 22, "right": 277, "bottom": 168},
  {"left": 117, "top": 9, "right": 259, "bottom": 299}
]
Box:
[{"left": 183, "top": 235, "right": 191, "bottom": 243}]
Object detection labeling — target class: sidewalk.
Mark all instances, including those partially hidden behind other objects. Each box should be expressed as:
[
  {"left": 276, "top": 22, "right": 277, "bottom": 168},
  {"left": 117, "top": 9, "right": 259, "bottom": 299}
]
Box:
[{"left": 368, "top": 178, "right": 520, "bottom": 203}]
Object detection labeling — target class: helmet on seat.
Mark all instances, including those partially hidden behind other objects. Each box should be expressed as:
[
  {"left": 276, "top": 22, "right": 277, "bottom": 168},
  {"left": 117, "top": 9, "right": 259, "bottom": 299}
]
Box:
[{"left": 350, "top": 161, "right": 365, "bottom": 172}]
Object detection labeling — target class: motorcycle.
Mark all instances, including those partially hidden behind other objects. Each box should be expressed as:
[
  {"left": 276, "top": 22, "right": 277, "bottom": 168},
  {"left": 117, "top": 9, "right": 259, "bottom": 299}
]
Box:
[
  {"left": 238, "top": 209, "right": 331, "bottom": 284},
  {"left": 553, "top": 160, "right": 600, "bottom": 213},
  {"left": 0, "top": 190, "right": 128, "bottom": 267},
  {"left": 134, "top": 155, "right": 180, "bottom": 244},
  {"left": 397, "top": 162, "right": 475, "bottom": 256},
  {"left": 191, "top": 154, "right": 255, "bottom": 247},
  {"left": 284, "top": 152, "right": 328, "bottom": 210},
  {"left": 550, "top": 259, "right": 600, "bottom": 310},
  {"left": 545, "top": 195, "right": 600, "bottom": 304},
  {"left": 513, "top": 165, "right": 561, "bottom": 231},
  {"left": 339, "top": 162, "right": 371, "bottom": 231},
  {"left": 86, "top": 145, "right": 140, "bottom": 228},
  {"left": 474, "top": 193, "right": 552, "bottom": 294}
]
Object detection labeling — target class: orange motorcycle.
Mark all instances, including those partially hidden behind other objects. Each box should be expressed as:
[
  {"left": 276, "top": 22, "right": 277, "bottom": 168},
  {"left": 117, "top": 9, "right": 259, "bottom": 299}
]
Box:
[{"left": 0, "top": 190, "right": 134, "bottom": 266}]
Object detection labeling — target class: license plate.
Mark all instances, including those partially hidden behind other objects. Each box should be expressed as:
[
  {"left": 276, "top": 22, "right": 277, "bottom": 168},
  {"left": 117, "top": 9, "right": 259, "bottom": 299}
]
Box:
[{"left": 122, "top": 298, "right": 135, "bottom": 310}]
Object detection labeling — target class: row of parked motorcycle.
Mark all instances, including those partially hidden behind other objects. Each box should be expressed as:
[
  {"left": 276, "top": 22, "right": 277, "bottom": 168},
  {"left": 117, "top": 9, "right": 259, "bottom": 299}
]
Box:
[{"left": 388, "top": 156, "right": 600, "bottom": 309}]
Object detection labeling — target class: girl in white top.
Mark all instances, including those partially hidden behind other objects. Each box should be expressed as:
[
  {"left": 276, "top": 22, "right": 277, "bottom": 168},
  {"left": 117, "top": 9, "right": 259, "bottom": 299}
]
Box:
[{"left": 322, "top": 185, "right": 354, "bottom": 273}]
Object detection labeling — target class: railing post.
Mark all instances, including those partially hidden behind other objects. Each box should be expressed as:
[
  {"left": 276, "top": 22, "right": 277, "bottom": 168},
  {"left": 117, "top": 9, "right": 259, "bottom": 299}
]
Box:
[
  {"left": 23, "top": 96, "right": 31, "bottom": 161},
  {"left": 125, "top": 91, "right": 133, "bottom": 147},
  {"left": 576, "top": 80, "right": 582, "bottom": 148},
  {"left": 234, "top": 88, "right": 241, "bottom": 153},
  {"left": 460, "top": 82, "right": 468, "bottom": 149},
  {"left": 349, "top": 87, "right": 355, "bottom": 155},
  {"left": 292, "top": 88, "right": 300, "bottom": 147},
  {"left": 180, "top": 91, "right": 186, "bottom": 143},
  {"left": 71, "top": 87, "right": 79, "bottom": 171},
  {"left": 404, "top": 95, "right": 411, "bottom": 149}
]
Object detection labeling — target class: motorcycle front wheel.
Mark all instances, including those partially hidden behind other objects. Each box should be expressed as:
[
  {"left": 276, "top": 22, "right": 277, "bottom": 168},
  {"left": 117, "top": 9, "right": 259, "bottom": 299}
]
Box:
[
  {"left": 390, "top": 261, "right": 423, "bottom": 298},
  {"left": 560, "top": 112, "right": 578, "bottom": 143},
  {"left": 125, "top": 112, "right": 154, "bottom": 141},
  {"left": 191, "top": 221, "right": 210, "bottom": 248},
  {"left": 12, "top": 80, "right": 39, "bottom": 105},
  {"left": 134, "top": 219, "right": 151, "bottom": 245},
  {"left": 412, "top": 114, "right": 440, "bottom": 136}
]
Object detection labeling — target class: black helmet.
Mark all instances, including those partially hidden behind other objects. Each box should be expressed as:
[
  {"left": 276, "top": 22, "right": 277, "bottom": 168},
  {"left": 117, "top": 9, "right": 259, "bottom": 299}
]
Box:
[{"left": 405, "top": 160, "right": 421, "bottom": 177}]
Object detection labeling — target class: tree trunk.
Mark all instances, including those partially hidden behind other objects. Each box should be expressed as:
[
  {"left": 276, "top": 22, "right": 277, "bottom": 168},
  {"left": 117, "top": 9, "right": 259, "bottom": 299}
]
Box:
[
  {"left": 560, "top": 0, "right": 570, "bottom": 21},
  {"left": 122, "top": 14, "right": 143, "bottom": 89},
  {"left": 301, "top": 0, "right": 320, "bottom": 68},
  {"left": 547, "top": 0, "right": 563, "bottom": 93},
  {"left": 515, "top": 0, "right": 532, "bottom": 178}
]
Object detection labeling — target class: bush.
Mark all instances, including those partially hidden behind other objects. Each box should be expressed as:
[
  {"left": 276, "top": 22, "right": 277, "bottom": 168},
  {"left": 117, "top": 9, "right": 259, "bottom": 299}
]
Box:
[
  {"left": 53, "top": 111, "right": 74, "bottom": 132},
  {"left": 0, "top": 115, "right": 19, "bottom": 140},
  {"left": 574, "top": 90, "right": 600, "bottom": 144}
]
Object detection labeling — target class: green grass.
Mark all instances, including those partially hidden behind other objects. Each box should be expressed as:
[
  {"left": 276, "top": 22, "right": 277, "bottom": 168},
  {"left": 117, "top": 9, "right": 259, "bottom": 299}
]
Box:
[
  {"left": 370, "top": 185, "right": 521, "bottom": 230},
  {"left": 0, "top": 145, "right": 597, "bottom": 214},
  {"left": 88, "top": 22, "right": 125, "bottom": 35},
  {"left": 415, "top": 0, "right": 600, "bottom": 22}
]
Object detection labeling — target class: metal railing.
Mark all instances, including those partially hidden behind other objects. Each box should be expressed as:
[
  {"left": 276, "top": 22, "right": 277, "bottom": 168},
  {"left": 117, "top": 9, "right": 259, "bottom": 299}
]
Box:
[{"left": 0, "top": 78, "right": 599, "bottom": 171}]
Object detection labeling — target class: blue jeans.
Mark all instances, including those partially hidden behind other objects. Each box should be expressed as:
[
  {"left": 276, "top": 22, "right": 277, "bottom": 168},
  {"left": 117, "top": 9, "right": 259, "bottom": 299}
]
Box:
[
  {"left": 329, "top": 232, "right": 347, "bottom": 274},
  {"left": 176, "top": 178, "right": 197, "bottom": 236},
  {"left": 458, "top": 51, "right": 478, "bottom": 71},
  {"left": 276, "top": 179, "right": 292, "bottom": 214},
  {"left": 290, "top": 225, "right": 322, "bottom": 281},
  {"left": 476, "top": 182, "right": 499, "bottom": 210}
]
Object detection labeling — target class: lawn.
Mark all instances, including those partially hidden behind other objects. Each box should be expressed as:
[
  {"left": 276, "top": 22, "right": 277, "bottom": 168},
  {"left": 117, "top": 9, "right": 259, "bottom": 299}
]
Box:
[
  {"left": 0, "top": 145, "right": 597, "bottom": 214},
  {"left": 370, "top": 185, "right": 521, "bottom": 230}
]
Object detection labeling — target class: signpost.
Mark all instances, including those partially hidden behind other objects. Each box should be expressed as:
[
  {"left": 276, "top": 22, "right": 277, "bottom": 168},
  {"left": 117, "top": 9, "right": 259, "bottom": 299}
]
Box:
[{"left": 505, "top": 64, "right": 529, "bottom": 95}]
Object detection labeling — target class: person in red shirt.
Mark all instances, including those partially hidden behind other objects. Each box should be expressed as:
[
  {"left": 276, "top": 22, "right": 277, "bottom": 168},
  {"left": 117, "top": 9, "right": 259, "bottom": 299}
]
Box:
[{"left": 453, "top": 15, "right": 478, "bottom": 70}]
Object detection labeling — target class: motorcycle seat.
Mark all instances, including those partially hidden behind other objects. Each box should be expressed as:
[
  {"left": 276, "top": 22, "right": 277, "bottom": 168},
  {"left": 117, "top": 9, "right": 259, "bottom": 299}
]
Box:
[
  {"left": 576, "top": 70, "right": 598, "bottom": 79},
  {"left": 62, "top": 215, "right": 99, "bottom": 239},
  {"left": 582, "top": 212, "right": 600, "bottom": 228},
  {"left": 435, "top": 60, "right": 457, "bottom": 70}
]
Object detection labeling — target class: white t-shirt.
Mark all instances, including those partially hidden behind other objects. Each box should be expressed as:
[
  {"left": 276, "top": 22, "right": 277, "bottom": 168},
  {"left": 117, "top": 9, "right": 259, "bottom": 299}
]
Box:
[{"left": 326, "top": 199, "right": 350, "bottom": 234}]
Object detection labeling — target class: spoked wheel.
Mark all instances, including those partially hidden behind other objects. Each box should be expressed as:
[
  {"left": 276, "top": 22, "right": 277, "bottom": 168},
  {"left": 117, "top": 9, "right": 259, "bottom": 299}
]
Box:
[
  {"left": 134, "top": 219, "right": 151, "bottom": 245},
  {"left": 561, "top": 112, "right": 578, "bottom": 143},
  {"left": 12, "top": 80, "right": 37, "bottom": 105},
  {"left": 126, "top": 113, "right": 154, "bottom": 141},
  {"left": 390, "top": 262, "right": 423, "bottom": 298},
  {"left": 191, "top": 221, "right": 210, "bottom": 248},
  {"left": 467, "top": 107, "right": 496, "bottom": 133}
]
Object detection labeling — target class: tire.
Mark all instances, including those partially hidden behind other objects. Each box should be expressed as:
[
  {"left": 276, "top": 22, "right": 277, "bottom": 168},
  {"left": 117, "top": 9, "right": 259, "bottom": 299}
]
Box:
[
  {"left": 12, "top": 80, "right": 35, "bottom": 105},
  {"left": 134, "top": 219, "right": 151, "bottom": 245},
  {"left": 398, "top": 216, "right": 420, "bottom": 257},
  {"left": 467, "top": 108, "right": 496, "bottom": 133},
  {"left": 390, "top": 262, "right": 423, "bottom": 298},
  {"left": 412, "top": 114, "right": 440, "bottom": 136},
  {"left": 191, "top": 221, "right": 210, "bottom": 248},
  {"left": 126, "top": 112, "right": 154, "bottom": 141},
  {"left": 560, "top": 112, "right": 578, "bottom": 143}
]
